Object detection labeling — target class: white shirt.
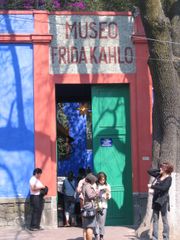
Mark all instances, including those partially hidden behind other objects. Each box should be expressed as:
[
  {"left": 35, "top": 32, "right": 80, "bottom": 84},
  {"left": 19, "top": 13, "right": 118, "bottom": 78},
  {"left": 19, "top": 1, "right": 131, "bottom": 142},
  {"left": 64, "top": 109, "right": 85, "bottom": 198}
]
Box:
[
  {"left": 29, "top": 176, "right": 44, "bottom": 195},
  {"left": 97, "top": 183, "right": 111, "bottom": 209}
]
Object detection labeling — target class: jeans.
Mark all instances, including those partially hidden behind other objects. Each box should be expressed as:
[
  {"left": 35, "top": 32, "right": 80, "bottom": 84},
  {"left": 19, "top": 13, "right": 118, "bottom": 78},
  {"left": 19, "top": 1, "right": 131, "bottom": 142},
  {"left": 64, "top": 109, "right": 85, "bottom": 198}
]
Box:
[
  {"left": 64, "top": 195, "right": 75, "bottom": 223},
  {"left": 152, "top": 204, "right": 169, "bottom": 240},
  {"left": 95, "top": 208, "right": 107, "bottom": 236},
  {"left": 30, "top": 195, "right": 44, "bottom": 228}
]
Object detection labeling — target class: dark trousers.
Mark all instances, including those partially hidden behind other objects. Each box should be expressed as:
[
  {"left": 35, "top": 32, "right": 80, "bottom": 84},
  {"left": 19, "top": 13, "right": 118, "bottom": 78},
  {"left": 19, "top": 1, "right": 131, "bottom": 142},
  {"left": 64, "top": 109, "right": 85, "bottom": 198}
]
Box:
[
  {"left": 30, "top": 195, "right": 44, "bottom": 228},
  {"left": 152, "top": 204, "right": 169, "bottom": 240}
]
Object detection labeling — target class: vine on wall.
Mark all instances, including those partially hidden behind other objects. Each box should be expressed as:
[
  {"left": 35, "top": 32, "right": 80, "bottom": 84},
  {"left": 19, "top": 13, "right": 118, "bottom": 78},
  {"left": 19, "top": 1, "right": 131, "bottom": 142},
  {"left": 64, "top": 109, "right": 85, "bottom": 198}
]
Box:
[{"left": 0, "top": 0, "right": 137, "bottom": 11}]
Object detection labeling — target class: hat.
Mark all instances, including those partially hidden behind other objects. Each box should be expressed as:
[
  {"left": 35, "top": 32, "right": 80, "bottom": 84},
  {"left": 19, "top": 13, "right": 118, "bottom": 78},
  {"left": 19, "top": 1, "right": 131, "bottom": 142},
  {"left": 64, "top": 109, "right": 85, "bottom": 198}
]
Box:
[{"left": 85, "top": 173, "right": 97, "bottom": 184}]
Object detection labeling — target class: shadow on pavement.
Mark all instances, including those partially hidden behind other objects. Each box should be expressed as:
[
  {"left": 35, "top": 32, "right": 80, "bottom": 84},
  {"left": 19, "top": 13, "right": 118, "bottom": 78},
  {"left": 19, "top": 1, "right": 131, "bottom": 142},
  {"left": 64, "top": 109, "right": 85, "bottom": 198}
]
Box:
[{"left": 67, "top": 238, "right": 83, "bottom": 240}]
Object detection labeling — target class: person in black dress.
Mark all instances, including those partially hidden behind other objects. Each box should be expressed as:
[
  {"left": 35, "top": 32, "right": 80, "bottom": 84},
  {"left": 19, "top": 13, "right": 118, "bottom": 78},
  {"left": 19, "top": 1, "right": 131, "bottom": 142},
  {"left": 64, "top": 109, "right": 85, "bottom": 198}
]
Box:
[{"left": 147, "top": 162, "right": 174, "bottom": 240}]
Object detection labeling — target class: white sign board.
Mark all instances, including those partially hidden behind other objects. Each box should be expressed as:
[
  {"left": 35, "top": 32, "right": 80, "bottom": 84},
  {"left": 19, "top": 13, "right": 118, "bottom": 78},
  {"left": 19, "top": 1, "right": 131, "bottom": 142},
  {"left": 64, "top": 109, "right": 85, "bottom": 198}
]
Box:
[{"left": 49, "top": 15, "right": 135, "bottom": 74}]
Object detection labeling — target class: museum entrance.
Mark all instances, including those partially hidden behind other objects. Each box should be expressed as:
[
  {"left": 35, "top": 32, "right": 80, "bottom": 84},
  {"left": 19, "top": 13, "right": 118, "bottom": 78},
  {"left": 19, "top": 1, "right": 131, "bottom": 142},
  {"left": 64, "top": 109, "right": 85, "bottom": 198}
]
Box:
[
  {"left": 55, "top": 84, "right": 133, "bottom": 227},
  {"left": 55, "top": 84, "right": 92, "bottom": 227}
]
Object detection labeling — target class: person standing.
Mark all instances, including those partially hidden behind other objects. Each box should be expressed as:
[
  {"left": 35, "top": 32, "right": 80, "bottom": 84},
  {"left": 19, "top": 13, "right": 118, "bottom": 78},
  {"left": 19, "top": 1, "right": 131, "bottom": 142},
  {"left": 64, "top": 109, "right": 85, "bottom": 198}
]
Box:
[
  {"left": 82, "top": 173, "right": 98, "bottom": 240},
  {"left": 75, "top": 168, "right": 86, "bottom": 226},
  {"left": 76, "top": 168, "right": 90, "bottom": 209},
  {"left": 94, "top": 172, "right": 111, "bottom": 240},
  {"left": 29, "top": 168, "right": 46, "bottom": 231},
  {"left": 147, "top": 162, "right": 174, "bottom": 240},
  {"left": 63, "top": 171, "right": 76, "bottom": 226}
]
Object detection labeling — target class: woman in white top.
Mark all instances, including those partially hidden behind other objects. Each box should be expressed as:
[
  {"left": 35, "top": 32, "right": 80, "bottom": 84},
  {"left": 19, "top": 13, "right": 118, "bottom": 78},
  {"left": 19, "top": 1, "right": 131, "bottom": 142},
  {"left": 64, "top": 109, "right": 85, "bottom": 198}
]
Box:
[
  {"left": 29, "top": 168, "right": 45, "bottom": 231},
  {"left": 94, "top": 172, "right": 111, "bottom": 240}
]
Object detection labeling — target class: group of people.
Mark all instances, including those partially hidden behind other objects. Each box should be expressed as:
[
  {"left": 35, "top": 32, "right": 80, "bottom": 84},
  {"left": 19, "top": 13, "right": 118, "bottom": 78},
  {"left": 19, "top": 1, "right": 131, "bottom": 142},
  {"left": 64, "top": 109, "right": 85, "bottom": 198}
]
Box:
[
  {"left": 29, "top": 167, "right": 111, "bottom": 240},
  {"left": 29, "top": 161, "right": 174, "bottom": 240},
  {"left": 61, "top": 168, "right": 91, "bottom": 227},
  {"left": 62, "top": 169, "right": 111, "bottom": 240},
  {"left": 79, "top": 172, "right": 111, "bottom": 240}
]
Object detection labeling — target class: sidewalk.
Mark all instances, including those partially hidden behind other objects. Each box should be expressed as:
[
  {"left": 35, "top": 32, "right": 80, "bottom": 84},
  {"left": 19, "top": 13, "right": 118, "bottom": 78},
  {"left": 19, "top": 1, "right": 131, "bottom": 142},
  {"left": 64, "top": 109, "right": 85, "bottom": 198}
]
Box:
[{"left": 0, "top": 226, "right": 138, "bottom": 240}]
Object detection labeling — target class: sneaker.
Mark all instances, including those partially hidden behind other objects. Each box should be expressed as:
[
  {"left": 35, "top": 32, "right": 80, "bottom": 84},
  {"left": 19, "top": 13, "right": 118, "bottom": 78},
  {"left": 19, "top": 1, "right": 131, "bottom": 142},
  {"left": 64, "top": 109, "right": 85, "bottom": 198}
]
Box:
[
  {"left": 64, "top": 223, "right": 70, "bottom": 227},
  {"left": 38, "top": 226, "right": 44, "bottom": 230},
  {"left": 29, "top": 227, "right": 39, "bottom": 231},
  {"left": 94, "top": 234, "right": 99, "bottom": 240}
]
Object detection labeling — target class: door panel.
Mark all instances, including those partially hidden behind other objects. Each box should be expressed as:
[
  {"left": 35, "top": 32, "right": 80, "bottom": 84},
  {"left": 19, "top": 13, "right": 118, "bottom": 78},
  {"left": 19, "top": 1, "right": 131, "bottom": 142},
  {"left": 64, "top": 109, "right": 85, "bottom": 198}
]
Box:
[{"left": 92, "top": 85, "right": 133, "bottom": 225}]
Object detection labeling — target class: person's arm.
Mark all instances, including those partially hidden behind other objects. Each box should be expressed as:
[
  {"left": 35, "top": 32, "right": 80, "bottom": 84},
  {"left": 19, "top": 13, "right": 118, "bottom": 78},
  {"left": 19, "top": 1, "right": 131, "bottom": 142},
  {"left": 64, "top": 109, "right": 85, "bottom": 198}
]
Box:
[
  {"left": 151, "top": 176, "right": 172, "bottom": 192},
  {"left": 106, "top": 184, "right": 111, "bottom": 200},
  {"left": 147, "top": 168, "right": 160, "bottom": 178},
  {"left": 30, "top": 183, "right": 37, "bottom": 192},
  {"left": 30, "top": 179, "right": 45, "bottom": 192},
  {"left": 85, "top": 184, "right": 97, "bottom": 200},
  {"left": 76, "top": 179, "right": 84, "bottom": 193}
]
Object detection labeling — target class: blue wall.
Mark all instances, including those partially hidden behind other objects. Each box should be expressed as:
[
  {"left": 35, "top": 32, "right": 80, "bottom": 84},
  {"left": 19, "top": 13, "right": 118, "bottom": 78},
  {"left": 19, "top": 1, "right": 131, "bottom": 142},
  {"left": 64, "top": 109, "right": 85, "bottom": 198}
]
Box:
[
  {"left": 57, "top": 103, "right": 93, "bottom": 177},
  {"left": 0, "top": 43, "right": 34, "bottom": 198},
  {"left": 0, "top": 14, "right": 34, "bottom": 33},
  {"left": 0, "top": 14, "right": 34, "bottom": 198}
]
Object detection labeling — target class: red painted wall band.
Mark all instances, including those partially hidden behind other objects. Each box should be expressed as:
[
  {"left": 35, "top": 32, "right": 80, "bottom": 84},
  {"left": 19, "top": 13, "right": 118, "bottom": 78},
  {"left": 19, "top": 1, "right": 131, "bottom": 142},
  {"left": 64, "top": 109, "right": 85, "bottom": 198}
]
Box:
[
  {"left": 0, "top": 34, "right": 52, "bottom": 43},
  {"left": 1, "top": 11, "right": 152, "bottom": 194}
]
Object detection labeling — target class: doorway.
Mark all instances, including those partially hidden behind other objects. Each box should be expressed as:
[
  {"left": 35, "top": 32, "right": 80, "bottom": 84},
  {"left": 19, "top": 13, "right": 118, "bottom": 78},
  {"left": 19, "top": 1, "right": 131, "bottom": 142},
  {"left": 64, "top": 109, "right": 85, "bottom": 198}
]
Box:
[
  {"left": 56, "top": 84, "right": 92, "bottom": 175},
  {"left": 56, "top": 84, "right": 92, "bottom": 227},
  {"left": 55, "top": 84, "right": 133, "bottom": 226},
  {"left": 92, "top": 85, "right": 133, "bottom": 225}
]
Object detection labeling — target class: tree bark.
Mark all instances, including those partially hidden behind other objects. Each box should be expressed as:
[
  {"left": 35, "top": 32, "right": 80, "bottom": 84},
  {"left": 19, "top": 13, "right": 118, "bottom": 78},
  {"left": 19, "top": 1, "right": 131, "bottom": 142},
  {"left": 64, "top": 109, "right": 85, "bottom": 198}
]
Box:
[{"left": 137, "top": 0, "right": 180, "bottom": 239}]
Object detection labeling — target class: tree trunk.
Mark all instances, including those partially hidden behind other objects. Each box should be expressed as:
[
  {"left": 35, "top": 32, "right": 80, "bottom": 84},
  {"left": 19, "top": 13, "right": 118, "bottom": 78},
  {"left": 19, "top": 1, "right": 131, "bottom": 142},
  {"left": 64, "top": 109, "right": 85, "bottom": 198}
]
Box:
[{"left": 137, "top": 0, "right": 180, "bottom": 239}]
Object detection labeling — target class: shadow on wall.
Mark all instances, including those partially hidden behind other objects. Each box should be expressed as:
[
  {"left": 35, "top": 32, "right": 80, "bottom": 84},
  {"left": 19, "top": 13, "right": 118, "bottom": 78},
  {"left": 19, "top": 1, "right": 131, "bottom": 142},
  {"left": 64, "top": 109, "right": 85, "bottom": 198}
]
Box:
[
  {"left": 0, "top": 12, "right": 151, "bottom": 230},
  {"left": 0, "top": 14, "right": 58, "bottom": 229},
  {"left": 0, "top": 15, "right": 34, "bottom": 198},
  {"left": 57, "top": 102, "right": 93, "bottom": 176},
  {"left": 92, "top": 84, "right": 134, "bottom": 226},
  {"left": 0, "top": 15, "right": 31, "bottom": 230}
]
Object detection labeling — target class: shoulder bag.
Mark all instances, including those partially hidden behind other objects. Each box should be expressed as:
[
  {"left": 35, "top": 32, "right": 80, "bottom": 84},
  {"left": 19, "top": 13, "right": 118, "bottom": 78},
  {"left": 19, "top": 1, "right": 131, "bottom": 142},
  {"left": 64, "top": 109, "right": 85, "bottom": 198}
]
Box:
[{"left": 81, "top": 202, "right": 96, "bottom": 218}]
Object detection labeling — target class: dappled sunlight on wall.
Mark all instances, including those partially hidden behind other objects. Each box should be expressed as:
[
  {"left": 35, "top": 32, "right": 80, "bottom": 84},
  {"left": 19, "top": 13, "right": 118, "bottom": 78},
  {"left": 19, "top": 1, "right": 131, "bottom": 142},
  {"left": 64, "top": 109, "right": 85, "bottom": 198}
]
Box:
[
  {"left": 57, "top": 102, "right": 93, "bottom": 177},
  {"left": 0, "top": 44, "right": 34, "bottom": 198}
]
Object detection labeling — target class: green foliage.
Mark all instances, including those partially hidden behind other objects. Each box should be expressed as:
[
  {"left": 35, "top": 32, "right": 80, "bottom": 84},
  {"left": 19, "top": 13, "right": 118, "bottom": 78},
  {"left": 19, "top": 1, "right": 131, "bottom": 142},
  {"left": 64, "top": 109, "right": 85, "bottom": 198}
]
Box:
[
  {"left": 0, "top": 0, "right": 138, "bottom": 11},
  {"left": 43, "top": 0, "right": 55, "bottom": 11},
  {"left": 1, "top": 0, "right": 23, "bottom": 9},
  {"left": 83, "top": 0, "right": 137, "bottom": 11},
  {"left": 57, "top": 103, "right": 69, "bottom": 129},
  {"left": 56, "top": 103, "right": 71, "bottom": 160},
  {"left": 57, "top": 137, "right": 70, "bottom": 159}
]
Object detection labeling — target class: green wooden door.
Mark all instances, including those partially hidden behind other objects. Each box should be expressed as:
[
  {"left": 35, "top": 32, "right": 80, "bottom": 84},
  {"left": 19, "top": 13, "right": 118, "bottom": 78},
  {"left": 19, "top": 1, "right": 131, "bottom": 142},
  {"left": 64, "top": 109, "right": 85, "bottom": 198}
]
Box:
[{"left": 92, "top": 85, "right": 133, "bottom": 225}]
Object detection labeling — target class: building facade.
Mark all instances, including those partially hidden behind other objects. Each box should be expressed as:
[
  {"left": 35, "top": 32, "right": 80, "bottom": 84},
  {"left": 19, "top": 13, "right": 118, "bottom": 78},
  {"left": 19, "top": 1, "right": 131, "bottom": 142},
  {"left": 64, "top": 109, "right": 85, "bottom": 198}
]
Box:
[{"left": 0, "top": 11, "right": 152, "bottom": 227}]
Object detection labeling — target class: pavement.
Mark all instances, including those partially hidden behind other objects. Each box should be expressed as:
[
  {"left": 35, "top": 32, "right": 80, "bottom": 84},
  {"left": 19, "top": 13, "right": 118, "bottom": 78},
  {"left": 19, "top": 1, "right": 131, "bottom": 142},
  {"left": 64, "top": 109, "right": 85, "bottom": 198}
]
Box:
[{"left": 0, "top": 226, "right": 138, "bottom": 240}]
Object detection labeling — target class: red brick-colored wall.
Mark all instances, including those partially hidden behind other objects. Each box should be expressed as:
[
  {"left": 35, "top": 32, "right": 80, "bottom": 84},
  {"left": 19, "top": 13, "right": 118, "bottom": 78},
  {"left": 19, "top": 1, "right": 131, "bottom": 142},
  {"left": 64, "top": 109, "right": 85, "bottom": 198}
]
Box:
[{"left": 0, "top": 11, "right": 152, "bottom": 195}]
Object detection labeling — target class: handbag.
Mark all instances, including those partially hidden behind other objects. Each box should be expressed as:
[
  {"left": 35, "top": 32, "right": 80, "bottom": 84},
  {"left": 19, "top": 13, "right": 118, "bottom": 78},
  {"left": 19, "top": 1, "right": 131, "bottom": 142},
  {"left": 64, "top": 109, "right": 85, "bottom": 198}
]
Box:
[
  {"left": 81, "top": 199, "right": 96, "bottom": 218},
  {"left": 81, "top": 207, "right": 96, "bottom": 218},
  {"left": 40, "top": 186, "right": 48, "bottom": 197},
  {"left": 81, "top": 184, "right": 96, "bottom": 218}
]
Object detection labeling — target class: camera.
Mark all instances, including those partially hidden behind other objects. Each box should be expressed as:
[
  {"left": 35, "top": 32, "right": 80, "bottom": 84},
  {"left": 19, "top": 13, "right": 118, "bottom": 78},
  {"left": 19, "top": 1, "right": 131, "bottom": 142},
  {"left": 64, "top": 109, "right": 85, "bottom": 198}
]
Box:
[
  {"left": 100, "top": 189, "right": 106, "bottom": 194},
  {"left": 97, "top": 209, "right": 103, "bottom": 216}
]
